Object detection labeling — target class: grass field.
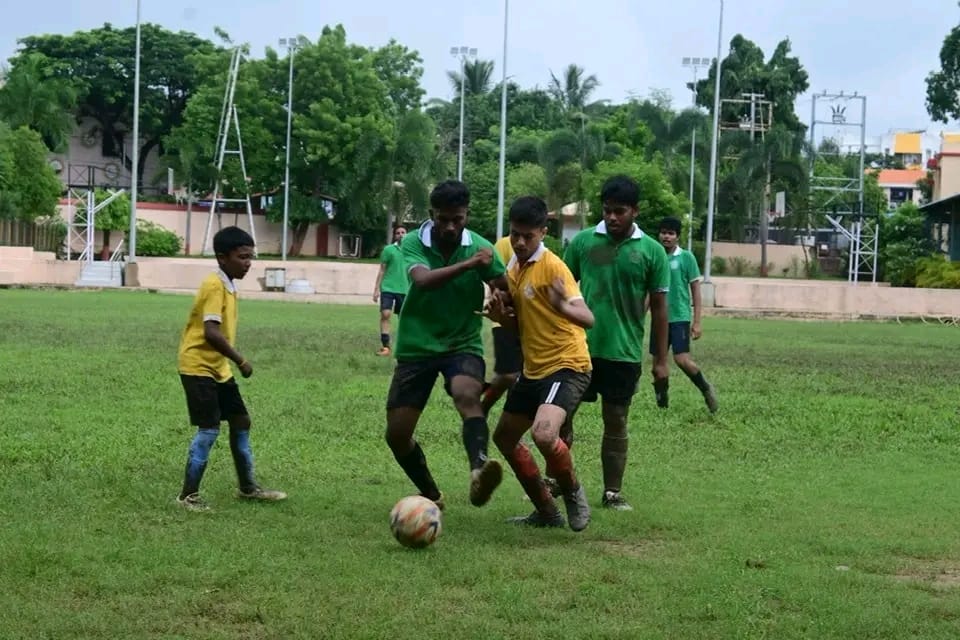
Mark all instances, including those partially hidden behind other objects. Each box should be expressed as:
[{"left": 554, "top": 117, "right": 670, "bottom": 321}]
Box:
[{"left": 2, "top": 288, "right": 960, "bottom": 639}]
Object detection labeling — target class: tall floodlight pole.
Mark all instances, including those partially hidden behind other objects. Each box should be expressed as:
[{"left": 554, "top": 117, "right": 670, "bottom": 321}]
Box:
[
  {"left": 495, "top": 0, "right": 510, "bottom": 239},
  {"left": 451, "top": 46, "right": 477, "bottom": 181},
  {"left": 703, "top": 0, "right": 724, "bottom": 282},
  {"left": 279, "top": 36, "right": 298, "bottom": 263},
  {"left": 682, "top": 56, "right": 710, "bottom": 253},
  {"left": 128, "top": 0, "right": 142, "bottom": 265}
]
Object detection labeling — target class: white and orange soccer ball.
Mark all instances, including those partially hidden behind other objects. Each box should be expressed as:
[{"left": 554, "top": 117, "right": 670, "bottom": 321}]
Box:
[{"left": 389, "top": 495, "right": 442, "bottom": 548}]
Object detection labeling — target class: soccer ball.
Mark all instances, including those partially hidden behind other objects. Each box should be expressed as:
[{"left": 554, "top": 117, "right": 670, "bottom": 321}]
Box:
[{"left": 389, "top": 495, "right": 442, "bottom": 548}]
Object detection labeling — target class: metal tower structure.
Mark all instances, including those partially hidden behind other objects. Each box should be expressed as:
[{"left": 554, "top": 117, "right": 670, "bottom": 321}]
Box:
[
  {"left": 64, "top": 165, "right": 126, "bottom": 262},
  {"left": 200, "top": 47, "right": 257, "bottom": 256},
  {"left": 808, "top": 91, "right": 878, "bottom": 283}
]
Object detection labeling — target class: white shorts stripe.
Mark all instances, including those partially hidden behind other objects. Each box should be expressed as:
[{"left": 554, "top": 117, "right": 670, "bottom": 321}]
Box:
[{"left": 544, "top": 381, "right": 561, "bottom": 405}]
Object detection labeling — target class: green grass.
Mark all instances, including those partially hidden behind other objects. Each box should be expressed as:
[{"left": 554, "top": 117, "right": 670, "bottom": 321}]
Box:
[{"left": 2, "top": 288, "right": 960, "bottom": 639}]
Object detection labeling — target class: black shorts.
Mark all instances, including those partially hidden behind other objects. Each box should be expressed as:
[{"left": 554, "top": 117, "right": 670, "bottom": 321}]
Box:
[
  {"left": 502, "top": 368, "right": 592, "bottom": 421},
  {"left": 180, "top": 374, "right": 248, "bottom": 429},
  {"left": 380, "top": 291, "right": 405, "bottom": 315},
  {"left": 649, "top": 322, "right": 691, "bottom": 355},
  {"left": 580, "top": 358, "right": 642, "bottom": 407},
  {"left": 386, "top": 353, "right": 486, "bottom": 411},
  {"left": 491, "top": 325, "right": 523, "bottom": 375}
]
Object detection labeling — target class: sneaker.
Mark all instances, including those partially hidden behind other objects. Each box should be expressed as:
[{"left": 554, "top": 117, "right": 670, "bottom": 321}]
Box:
[
  {"left": 507, "top": 509, "right": 566, "bottom": 528},
  {"left": 601, "top": 490, "right": 633, "bottom": 511},
  {"left": 237, "top": 486, "right": 288, "bottom": 501},
  {"left": 703, "top": 384, "right": 719, "bottom": 414},
  {"left": 176, "top": 493, "right": 210, "bottom": 512},
  {"left": 376, "top": 346, "right": 391, "bottom": 357},
  {"left": 422, "top": 492, "right": 445, "bottom": 511},
  {"left": 563, "top": 484, "right": 591, "bottom": 532},
  {"left": 469, "top": 459, "right": 503, "bottom": 506}
]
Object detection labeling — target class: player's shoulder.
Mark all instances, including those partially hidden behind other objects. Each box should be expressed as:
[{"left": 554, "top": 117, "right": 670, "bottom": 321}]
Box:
[
  {"left": 199, "top": 272, "right": 224, "bottom": 291},
  {"left": 468, "top": 229, "right": 494, "bottom": 250}
]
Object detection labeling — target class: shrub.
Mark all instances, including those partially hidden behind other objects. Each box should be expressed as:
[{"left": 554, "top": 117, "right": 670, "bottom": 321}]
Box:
[
  {"left": 728, "top": 256, "right": 752, "bottom": 276},
  {"left": 915, "top": 255, "right": 960, "bottom": 288},
  {"left": 711, "top": 256, "right": 727, "bottom": 275},
  {"left": 133, "top": 220, "right": 182, "bottom": 257}
]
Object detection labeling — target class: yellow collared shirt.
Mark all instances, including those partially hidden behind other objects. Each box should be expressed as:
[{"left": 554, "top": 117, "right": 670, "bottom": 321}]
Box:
[
  {"left": 507, "top": 244, "right": 591, "bottom": 380},
  {"left": 177, "top": 270, "right": 238, "bottom": 381}
]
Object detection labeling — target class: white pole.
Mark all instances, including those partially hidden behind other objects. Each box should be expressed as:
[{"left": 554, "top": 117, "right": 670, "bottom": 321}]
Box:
[
  {"left": 495, "top": 0, "right": 509, "bottom": 239},
  {"left": 282, "top": 40, "right": 294, "bottom": 262},
  {"left": 128, "top": 0, "right": 142, "bottom": 263},
  {"left": 458, "top": 55, "right": 466, "bottom": 181},
  {"left": 703, "top": 0, "right": 724, "bottom": 282},
  {"left": 687, "top": 68, "right": 698, "bottom": 253}
]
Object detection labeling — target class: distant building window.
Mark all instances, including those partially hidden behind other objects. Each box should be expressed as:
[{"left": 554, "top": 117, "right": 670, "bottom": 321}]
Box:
[{"left": 889, "top": 187, "right": 913, "bottom": 203}]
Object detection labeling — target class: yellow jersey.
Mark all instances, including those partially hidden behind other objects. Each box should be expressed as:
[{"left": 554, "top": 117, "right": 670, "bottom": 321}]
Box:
[
  {"left": 177, "top": 270, "right": 238, "bottom": 381},
  {"left": 490, "top": 236, "right": 514, "bottom": 329},
  {"left": 507, "top": 243, "right": 591, "bottom": 379}
]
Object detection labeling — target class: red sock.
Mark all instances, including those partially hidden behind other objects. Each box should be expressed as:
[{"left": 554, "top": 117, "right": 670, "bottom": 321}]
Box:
[
  {"left": 543, "top": 439, "right": 578, "bottom": 494},
  {"left": 506, "top": 443, "right": 555, "bottom": 512}
]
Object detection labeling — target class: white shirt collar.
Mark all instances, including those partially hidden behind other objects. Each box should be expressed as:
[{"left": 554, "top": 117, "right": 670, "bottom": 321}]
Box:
[
  {"left": 217, "top": 268, "right": 237, "bottom": 294},
  {"left": 671, "top": 246, "right": 682, "bottom": 256},
  {"left": 595, "top": 220, "right": 644, "bottom": 239},
  {"left": 418, "top": 219, "right": 472, "bottom": 248},
  {"left": 506, "top": 242, "right": 547, "bottom": 270}
]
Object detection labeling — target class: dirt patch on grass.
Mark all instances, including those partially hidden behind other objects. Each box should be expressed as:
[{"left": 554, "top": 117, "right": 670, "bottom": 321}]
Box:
[
  {"left": 591, "top": 538, "right": 667, "bottom": 559},
  {"left": 891, "top": 562, "right": 960, "bottom": 590}
]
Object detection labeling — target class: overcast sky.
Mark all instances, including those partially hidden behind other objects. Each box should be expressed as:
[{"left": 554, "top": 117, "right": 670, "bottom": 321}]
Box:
[{"left": 2, "top": 0, "right": 957, "bottom": 137}]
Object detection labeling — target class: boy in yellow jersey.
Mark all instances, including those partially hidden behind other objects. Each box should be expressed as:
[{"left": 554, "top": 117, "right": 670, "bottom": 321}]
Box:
[
  {"left": 480, "top": 235, "right": 522, "bottom": 416},
  {"left": 175, "top": 226, "right": 287, "bottom": 511},
  {"left": 485, "top": 197, "right": 595, "bottom": 531}
]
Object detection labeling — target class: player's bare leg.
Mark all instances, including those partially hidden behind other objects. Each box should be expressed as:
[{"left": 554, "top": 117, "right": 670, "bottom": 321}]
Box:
[
  {"left": 674, "top": 352, "right": 718, "bottom": 414},
  {"left": 481, "top": 371, "right": 519, "bottom": 417},
  {"left": 377, "top": 308, "right": 393, "bottom": 356},
  {"left": 600, "top": 400, "right": 633, "bottom": 511},
  {"left": 529, "top": 404, "right": 590, "bottom": 531},
  {"left": 494, "top": 411, "right": 564, "bottom": 527}
]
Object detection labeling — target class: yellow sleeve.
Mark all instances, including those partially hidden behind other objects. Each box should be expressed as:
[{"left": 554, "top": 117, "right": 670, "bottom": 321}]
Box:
[
  {"left": 553, "top": 257, "right": 582, "bottom": 302},
  {"left": 199, "top": 278, "right": 225, "bottom": 324},
  {"left": 495, "top": 237, "right": 514, "bottom": 265}
]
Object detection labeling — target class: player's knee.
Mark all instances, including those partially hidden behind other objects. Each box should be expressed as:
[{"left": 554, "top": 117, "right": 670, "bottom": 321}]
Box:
[
  {"left": 189, "top": 428, "right": 219, "bottom": 464},
  {"left": 451, "top": 388, "right": 481, "bottom": 413},
  {"left": 530, "top": 421, "right": 556, "bottom": 449}
]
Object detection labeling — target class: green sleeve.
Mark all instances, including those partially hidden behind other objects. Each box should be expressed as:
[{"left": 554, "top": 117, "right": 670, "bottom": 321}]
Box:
[
  {"left": 479, "top": 238, "right": 506, "bottom": 281},
  {"left": 380, "top": 245, "right": 394, "bottom": 265},
  {"left": 686, "top": 250, "right": 702, "bottom": 282},
  {"left": 563, "top": 235, "right": 581, "bottom": 281},
  {"left": 401, "top": 234, "right": 430, "bottom": 272},
  {"left": 649, "top": 243, "right": 671, "bottom": 293}
]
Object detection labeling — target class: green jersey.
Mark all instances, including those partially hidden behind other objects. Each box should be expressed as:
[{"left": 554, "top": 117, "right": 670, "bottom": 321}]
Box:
[
  {"left": 563, "top": 221, "right": 670, "bottom": 362},
  {"left": 394, "top": 221, "right": 506, "bottom": 360},
  {"left": 379, "top": 243, "right": 409, "bottom": 294},
  {"left": 666, "top": 246, "right": 702, "bottom": 323}
]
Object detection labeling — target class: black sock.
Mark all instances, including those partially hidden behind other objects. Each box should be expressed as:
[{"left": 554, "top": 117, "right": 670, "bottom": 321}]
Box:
[
  {"left": 462, "top": 416, "right": 489, "bottom": 470},
  {"left": 394, "top": 442, "right": 440, "bottom": 500},
  {"left": 686, "top": 369, "right": 710, "bottom": 393},
  {"left": 380, "top": 333, "right": 390, "bottom": 347}
]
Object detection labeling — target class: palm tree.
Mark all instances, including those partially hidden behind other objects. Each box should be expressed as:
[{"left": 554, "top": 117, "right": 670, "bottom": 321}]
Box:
[
  {"left": 446, "top": 59, "right": 495, "bottom": 98},
  {"left": 548, "top": 64, "right": 600, "bottom": 114},
  {"left": 722, "top": 125, "right": 808, "bottom": 270}
]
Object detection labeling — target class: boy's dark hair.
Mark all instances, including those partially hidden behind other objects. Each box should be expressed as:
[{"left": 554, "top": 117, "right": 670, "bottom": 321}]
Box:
[
  {"left": 213, "top": 226, "right": 255, "bottom": 255},
  {"left": 509, "top": 196, "right": 548, "bottom": 228},
  {"left": 430, "top": 180, "right": 470, "bottom": 211},
  {"left": 659, "top": 216, "right": 682, "bottom": 234},
  {"left": 600, "top": 175, "right": 640, "bottom": 207}
]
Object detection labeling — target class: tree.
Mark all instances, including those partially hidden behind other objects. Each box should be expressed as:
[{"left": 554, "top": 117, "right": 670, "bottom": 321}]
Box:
[
  {"left": 695, "top": 35, "right": 809, "bottom": 135},
  {"left": 548, "top": 64, "right": 600, "bottom": 114},
  {"left": 878, "top": 202, "right": 934, "bottom": 286},
  {"left": 0, "top": 123, "right": 63, "bottom": 221},
  {"left": 582, "top": 153, "right": 686, "bottom": 235},
  {"left": 447, "top": 59, "right": 495, "bottom": 98},
  {"left": 926, "top": 25, "right": 960, "bottom": 122},
  {"left": 0, "top": 53, "right": 77, "bottom": 151},
  {"left": 506, "top": 163, "right": 548, "bottom": 202},
  {"left": 12, "top": 24, "right": 224, "bottom": 184}
]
